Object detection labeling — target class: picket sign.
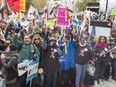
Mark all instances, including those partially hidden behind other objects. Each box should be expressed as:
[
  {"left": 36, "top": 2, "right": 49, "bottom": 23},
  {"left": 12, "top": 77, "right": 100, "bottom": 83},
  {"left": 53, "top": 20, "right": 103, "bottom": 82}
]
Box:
[
  {"left": 26, "top": 59, "right": 39, "bottom": 84},
  {"left": 17, "top": 61, "right": 31, "bottom": 76}
]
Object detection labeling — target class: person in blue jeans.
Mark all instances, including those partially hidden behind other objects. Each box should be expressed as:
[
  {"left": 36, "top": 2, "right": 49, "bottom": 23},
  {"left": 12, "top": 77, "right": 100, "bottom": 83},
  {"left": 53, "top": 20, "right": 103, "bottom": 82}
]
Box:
[{"left": 72, "top": 37, "right": 93, "bottom": 87}]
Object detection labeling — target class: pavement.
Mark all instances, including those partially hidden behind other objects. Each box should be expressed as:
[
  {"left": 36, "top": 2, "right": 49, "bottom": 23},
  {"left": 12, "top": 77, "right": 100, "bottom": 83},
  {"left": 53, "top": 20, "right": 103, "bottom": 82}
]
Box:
[
  {"left": 92, "top": 79, "right": 116, "bottom": 87},
  {"left": 56, "top": 74, "right": 116, "bottom": 87}
]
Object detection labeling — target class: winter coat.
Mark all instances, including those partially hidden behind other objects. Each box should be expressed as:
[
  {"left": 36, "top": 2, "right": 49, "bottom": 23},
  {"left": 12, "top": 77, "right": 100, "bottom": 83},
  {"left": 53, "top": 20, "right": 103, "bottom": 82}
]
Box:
[
  {"left": 72, "top": 40, "right": 93, "bottom": 65},
  {"left": 58, "top": 39, "right": 75, "bottom": 70},
  {"left": 35, "top": 44, "right": 45, "bottom": 68},
  {"left": 42, "top": 41, "right": 62, "bottom": 73},
  {"left": 1, "top": 51, "right": 18, "bottom": 84},
  {"left": 12, "top": 35, "right": 40, "bottom": 62},
  {"left": 108, "top": 36, "right": 116, "bottom": 59},
  {"left": 93, "top": 44, "right": 111, "bottom": 65}
]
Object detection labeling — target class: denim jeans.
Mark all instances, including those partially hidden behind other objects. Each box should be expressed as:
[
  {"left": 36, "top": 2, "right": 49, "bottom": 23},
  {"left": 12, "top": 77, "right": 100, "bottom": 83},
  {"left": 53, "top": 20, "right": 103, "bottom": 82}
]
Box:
[
  {"left": 43, "top": 72, "right": 57, "bottom": 87},
  {"left": 75, "top": 63, "right": 88, "bottom": 86},
  {"left": 111, "top": 58, "right": 116, "bottom": 79},
  {"left": 94, "top": 62, "right": 106, "bottom": 80}
]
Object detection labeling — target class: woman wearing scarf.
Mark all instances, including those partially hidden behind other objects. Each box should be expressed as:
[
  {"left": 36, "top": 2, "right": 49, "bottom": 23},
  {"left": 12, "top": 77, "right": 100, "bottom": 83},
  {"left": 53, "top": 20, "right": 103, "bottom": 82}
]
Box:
[
  {"left": 58, "top": 36, "right": 75, "bottom": 85},
  {"left": 72, "top": 37, "right": 93, "bottom": 87},
  {"left": 93, "top": 36, "right": 110, "bottom": 86}
]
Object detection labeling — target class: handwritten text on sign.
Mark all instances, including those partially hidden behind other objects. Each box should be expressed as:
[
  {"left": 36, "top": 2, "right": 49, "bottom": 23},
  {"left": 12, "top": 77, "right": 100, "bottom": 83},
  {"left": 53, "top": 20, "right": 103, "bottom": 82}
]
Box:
[{"left": 56, "top": 7, "right": 70, "bottom": 27}]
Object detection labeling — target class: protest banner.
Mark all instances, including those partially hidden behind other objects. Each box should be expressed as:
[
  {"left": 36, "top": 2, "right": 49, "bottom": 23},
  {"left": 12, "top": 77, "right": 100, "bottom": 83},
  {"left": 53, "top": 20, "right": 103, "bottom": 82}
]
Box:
[
  {"left": 18, "top": 61, "right": 30, "bottom": 76},
  {"left": 26, "top": 59, "right": 39, "bottom": 84},
  {"left": 89, "top": 21, "right": 112, "bottom": 38},
  {"left": 46, "top": 19, "right": 55, "bottom": 26},
  {"left": 56, "top": 7, "right": 70, "bottom": 27}
]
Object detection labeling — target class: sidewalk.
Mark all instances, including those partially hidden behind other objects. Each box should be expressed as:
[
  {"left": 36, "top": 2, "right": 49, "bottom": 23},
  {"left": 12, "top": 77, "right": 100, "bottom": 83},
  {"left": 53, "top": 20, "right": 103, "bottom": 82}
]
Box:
[{"left": 92, "top": 79, "right": 116, "bottom": 87}]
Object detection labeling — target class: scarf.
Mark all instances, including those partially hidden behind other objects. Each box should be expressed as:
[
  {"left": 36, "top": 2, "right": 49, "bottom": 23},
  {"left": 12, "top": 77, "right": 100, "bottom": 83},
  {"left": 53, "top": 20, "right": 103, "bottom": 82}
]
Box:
[{"left": 93, "top": 42, "right": 107, "bottom": 51}]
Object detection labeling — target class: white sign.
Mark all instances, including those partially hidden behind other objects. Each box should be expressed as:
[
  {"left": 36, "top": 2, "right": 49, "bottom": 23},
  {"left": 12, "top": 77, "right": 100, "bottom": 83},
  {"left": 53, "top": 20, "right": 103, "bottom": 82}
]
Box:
[
  {"left": 26, "top": 60, "right": 39, "bottom": 84},
  {"left": 89, "top": 26, "right": 111, "bottom": 38},
  {"left": 18, "top": 62, "right": 30, "bottom": 76}
]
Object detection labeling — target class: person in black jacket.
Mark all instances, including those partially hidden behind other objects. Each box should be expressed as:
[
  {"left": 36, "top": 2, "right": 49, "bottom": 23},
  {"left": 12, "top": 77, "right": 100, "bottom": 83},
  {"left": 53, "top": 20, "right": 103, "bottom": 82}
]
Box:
[
  {"left": 93, "top": 36, "right": 110, "bottom": 86},
  {"left": 42, "top": 37, "right": 62, "bottom": 87},
  {"left": 32, "top": 34, "right": 44, "bottom": 87},
  {"left": 72, "top": 37, "right": 93, "bottom": 87}
]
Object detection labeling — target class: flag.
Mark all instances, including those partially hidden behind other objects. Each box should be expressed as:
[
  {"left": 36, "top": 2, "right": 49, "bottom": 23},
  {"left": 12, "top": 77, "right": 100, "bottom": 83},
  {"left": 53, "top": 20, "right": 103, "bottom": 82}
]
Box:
[
  {"left": 1, "top": 0, "right": 6, "bottom": 7},
  {"left": 25, "top": 24, "right": 30, "bottom": 33},
  {"left": 0, "top": 0, "right": 11, "bottom": 12},
  {"left": 27, "top": 5, "right": 39, "bottom": 20},
  {"left": 6, "top": 0, "right": 20, "bottom": 12},
  {"left": 20, "top": 0, "right": 25, "bottom": 11},
  {"left": 6, "top": 0, "right": 25, "bottom": 12}
]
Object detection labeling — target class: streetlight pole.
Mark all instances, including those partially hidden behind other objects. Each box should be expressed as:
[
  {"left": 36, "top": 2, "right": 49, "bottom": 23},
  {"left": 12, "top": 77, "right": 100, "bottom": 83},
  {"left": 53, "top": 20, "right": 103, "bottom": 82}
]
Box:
[{"left": 105, "top": 0, "right": 108, "bottom": 13}]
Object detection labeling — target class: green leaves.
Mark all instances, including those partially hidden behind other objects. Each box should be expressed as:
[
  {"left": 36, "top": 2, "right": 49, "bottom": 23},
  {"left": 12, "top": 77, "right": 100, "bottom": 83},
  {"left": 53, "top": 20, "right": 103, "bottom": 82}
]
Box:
[{"left": 75, "top": 0, "right": 98, "bottom": 12}]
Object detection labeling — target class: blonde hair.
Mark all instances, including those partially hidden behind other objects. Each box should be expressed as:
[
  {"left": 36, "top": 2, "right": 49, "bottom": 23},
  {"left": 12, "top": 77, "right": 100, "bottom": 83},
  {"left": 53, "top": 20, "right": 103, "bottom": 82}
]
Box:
[
  {"left": 94, "top": 36, "right": 98, "bottom": 43},
  {"left": 32, "top": 34, "right": 43, "bottom": 44}
]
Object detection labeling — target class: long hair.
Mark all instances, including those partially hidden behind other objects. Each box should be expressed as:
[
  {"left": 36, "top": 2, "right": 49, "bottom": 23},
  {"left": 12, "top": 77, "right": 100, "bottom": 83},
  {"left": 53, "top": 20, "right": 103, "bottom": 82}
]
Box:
[
  {"left": 32, "top": 34, "right": 43, "bottom": 44},
  {"left": 97, "top": 36, "right": 108, "bottom": 44}
]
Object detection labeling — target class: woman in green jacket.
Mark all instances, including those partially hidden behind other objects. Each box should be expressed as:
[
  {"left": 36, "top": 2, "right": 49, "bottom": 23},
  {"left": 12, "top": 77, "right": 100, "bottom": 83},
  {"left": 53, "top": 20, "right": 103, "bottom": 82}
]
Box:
[
  {"left": 12, "top": 34, "right": 40, "bottom": 62},
  {"left": 12, "top": 33, "right": 40, "bottom": 87}
]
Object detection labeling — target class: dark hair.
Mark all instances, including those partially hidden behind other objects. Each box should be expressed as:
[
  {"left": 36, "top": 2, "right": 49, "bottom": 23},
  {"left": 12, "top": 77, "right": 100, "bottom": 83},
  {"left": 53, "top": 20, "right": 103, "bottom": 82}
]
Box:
[
  {"left": 9, "top": 44, "right": 18, "bottom": 51},
  {"left": 98, "top": 36, "right": 107, "bottom": 44},
  {"left": 6, "top": 38, "right": 12, "bottom": 44}
]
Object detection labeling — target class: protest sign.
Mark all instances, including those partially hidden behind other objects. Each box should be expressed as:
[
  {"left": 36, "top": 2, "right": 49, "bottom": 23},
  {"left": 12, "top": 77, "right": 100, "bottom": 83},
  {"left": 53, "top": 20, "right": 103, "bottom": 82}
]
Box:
[
  {"left": 46, "top": 19, "right": 55, "bottom": 26},
  {"left": 26, "top": 59, "right": 39, "bottom": 84},
  {"left": 56, "top": 7, "right": 70, "bottom": 27},
  {"left": 112, "top": 9, "right": 116, "bottom": 15},
  {"left": 18, "top": 61, "right": 30, "bottom": 76}
]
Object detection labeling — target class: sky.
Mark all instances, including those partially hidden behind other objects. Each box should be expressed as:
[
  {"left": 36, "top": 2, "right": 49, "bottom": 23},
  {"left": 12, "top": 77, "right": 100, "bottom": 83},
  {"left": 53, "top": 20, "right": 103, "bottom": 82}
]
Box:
[{"left": 100, "top": 0, "right": 116, "bottom": 12}]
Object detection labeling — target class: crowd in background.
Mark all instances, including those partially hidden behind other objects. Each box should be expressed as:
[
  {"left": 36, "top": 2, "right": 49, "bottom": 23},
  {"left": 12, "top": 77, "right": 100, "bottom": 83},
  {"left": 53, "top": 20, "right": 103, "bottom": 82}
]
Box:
[{"left": 0, "top": 6, "right": 116, "bottom": 87}]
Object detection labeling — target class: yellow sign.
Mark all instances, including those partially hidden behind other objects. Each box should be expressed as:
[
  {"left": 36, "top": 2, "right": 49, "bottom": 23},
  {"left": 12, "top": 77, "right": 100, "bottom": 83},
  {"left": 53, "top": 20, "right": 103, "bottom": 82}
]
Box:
[
  {"left": 20, "top": 0, "right": 25, "bottom": 11},
  {"left": 112, "top": 9, "right": 116, "bottom": 15},
  {"left": 46, "top": 19, "right": 55, "bottom": 26},
  {"left": 16, "top": 13, "right": 24, "bottom": 19}
]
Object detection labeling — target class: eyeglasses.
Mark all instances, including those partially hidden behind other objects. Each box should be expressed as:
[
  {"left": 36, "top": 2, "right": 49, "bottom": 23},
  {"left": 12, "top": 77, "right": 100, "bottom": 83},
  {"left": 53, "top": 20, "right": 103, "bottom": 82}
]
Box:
[{"left": 34, "top": 38, "right": 40, "bottom": 40}]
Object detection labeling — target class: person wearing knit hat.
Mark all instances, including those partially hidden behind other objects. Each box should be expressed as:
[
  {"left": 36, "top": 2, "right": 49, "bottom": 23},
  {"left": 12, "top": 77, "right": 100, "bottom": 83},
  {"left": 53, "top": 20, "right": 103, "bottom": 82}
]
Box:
[
  {"left": 41, "top": 37, "right": 62, "bottom": 87},
  {"left": 0, "top": 44, "right": 18, "bottom": 87},
  {"left": 8, "top": 44, "right": 18, "bottom": 51},
  {"left": 0, "top": 38, "right": 12, "bottom": 52}
]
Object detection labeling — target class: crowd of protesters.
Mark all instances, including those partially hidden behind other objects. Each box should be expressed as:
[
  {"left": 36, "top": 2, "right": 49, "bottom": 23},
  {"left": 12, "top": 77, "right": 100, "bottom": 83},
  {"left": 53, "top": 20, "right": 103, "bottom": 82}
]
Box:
[{"left": 0, "top": 6, "right": 116, "bottom": 87}]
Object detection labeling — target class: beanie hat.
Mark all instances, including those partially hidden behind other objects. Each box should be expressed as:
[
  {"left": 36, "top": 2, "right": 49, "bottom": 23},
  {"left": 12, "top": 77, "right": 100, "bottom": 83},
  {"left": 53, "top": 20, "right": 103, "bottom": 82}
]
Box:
[
  {"left": 49, "top": 37, "right": 56, "bottom": 42},
  {"left": 9, "top": 44, "right": 18, "bottom": 51}
]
